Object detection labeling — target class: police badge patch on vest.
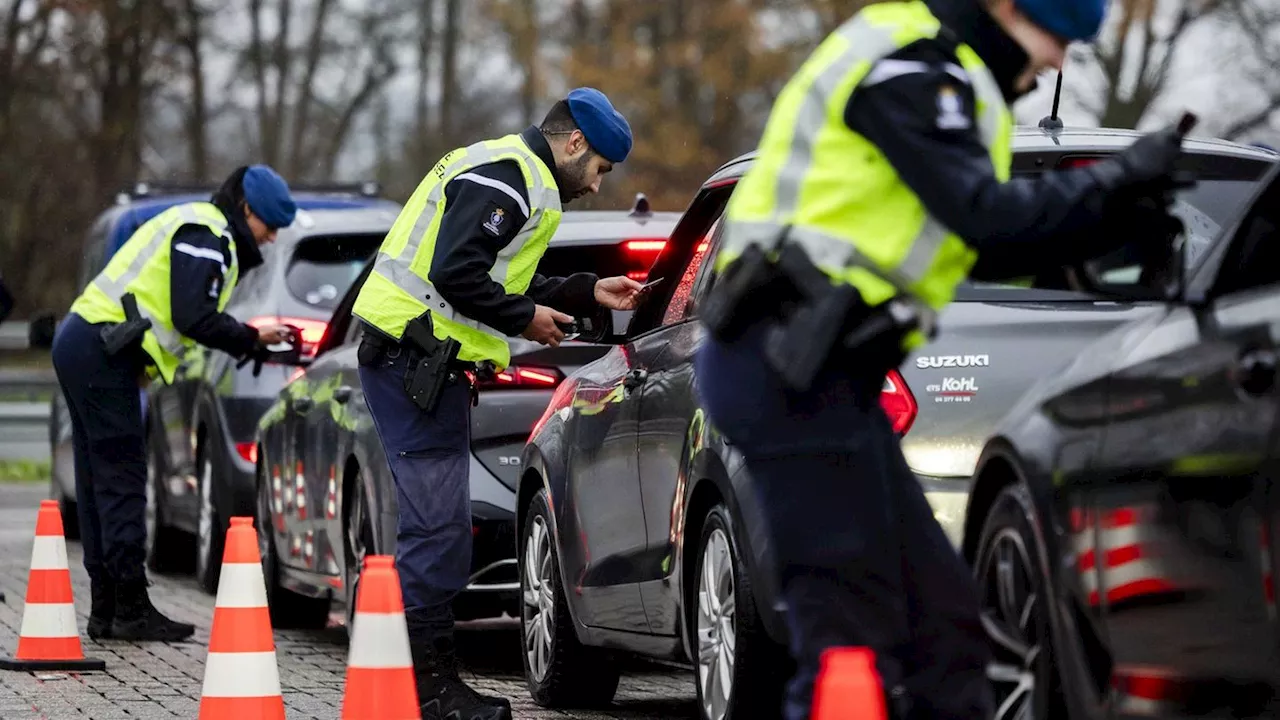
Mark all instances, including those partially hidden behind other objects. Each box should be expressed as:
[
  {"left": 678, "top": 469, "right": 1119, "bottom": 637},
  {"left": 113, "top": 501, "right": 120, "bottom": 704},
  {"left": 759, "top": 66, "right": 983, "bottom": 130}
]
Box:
[
  {"left": 482, "top": 203, "right": 507, "bottom": 236},
  {"left": 207, "top": 275, "right": 222, "bottom": 299},
  {"left": 935, "top": 84, "right": 971, "bottom": 131}
]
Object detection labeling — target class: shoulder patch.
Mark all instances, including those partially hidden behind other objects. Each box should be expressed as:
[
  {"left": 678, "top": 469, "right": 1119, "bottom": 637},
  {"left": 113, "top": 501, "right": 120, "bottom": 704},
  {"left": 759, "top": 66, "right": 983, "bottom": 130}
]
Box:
[
  {"left": 207, "top": 274, "right": 222, "bottom": 299},
  {"left": 481, "top": 203, "right": 509, "bottom": 237},
  {"left": 935, "top": 84, "right": 971, "bottom": 131}
]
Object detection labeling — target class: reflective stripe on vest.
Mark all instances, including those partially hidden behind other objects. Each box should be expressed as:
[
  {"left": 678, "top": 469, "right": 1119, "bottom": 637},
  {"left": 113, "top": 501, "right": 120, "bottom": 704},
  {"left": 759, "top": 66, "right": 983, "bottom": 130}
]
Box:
[
  {"left": 717, "top": 0, "right": 1013, "bottom": 326},
  {"left": 71, "top": 202, "right": 237, "bottom": 383},
  {"left": 351, "top": 134, "right": 562, "bottom": 367}
]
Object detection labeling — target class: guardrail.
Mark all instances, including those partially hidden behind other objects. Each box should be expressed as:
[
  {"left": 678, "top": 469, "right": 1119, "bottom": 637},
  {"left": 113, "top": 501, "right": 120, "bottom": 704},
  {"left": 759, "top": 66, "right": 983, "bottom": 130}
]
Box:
[
  {"left": 0, "top": 364, "right": 54, "bottom": 462},
  {"left": 0, "top": 321, "right": 29, "bottom": 351}
]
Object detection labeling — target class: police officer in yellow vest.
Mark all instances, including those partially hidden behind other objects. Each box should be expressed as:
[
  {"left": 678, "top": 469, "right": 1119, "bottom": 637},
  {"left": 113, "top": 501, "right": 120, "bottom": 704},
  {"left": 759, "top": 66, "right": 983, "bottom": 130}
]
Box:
[
  {"left": 51, "top": 166, "right": 298, "bottom": 644},
  {"left": 694, "top": 0, "right": 1192, "bottom": 717},
  {"left": 350, "top": 89, "right": 643, "bottom": 720}
]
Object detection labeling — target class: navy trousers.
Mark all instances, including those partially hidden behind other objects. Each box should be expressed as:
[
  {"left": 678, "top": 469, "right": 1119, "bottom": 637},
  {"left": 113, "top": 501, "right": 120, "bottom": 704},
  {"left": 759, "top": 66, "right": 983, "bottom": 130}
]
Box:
[
  {"left": 694, "top": 321, "right": 993, "bottom": 720},
  {"left": 50, "top": 313, "right": 150, "bottom": 585},
  {"left": 359, "top": 350, "right": 473, "bottom": 634}
]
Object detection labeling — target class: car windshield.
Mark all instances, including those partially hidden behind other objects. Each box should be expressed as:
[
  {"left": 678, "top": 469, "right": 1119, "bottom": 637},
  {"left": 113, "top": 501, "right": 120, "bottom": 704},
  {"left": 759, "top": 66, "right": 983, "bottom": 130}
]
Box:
[
  {"left": 286, "top": 233, "right": 384, "bottom": 311},
  {"left": 963, "top": 176, "right": 1263, "bottom": 293}
]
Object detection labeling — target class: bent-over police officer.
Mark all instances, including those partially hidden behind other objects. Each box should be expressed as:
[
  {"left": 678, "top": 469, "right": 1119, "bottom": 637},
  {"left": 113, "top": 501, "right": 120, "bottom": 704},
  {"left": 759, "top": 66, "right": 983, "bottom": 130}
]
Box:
[
  {"left": 52, "top": 166, "right": 298, "bottom": 643},
  {"left": 350, "top": 88, "right": 644, "bottom": 720},
  {"left": 695, "top": 0, "right": 1194, "bottom": 717}
]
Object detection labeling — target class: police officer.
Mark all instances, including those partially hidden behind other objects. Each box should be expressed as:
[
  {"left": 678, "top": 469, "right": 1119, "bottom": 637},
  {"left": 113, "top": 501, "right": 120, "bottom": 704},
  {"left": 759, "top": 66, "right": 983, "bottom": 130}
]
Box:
[
  {"left": 51, "top": 166, "right": 298, "bottom": 642},
  {"left": 695, "top": 0, "right": 1191, "bottom": 718},
  {"left": 350, "top": 88, "right": 643, "bottom": 720}
]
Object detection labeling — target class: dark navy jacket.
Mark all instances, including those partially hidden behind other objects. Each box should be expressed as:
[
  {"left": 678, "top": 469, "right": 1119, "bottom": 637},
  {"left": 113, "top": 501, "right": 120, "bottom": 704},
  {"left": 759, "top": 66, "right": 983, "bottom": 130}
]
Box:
[
  {"left": 425, "top": 126, "right": 599, "bottom": 338},
  {"left": 165, "top": 204, "right": 261, "bottom": 358}
]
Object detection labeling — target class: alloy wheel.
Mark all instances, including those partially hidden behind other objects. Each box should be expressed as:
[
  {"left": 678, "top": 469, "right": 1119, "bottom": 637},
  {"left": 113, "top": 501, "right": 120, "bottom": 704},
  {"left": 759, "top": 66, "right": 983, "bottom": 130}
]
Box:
[
  {"left": 522, "top": 515, "right": 555, "bottom": 683},
  {"left": 196, "top": 454, "right": 215, "bottom": 578},
  {"left": 696, "top": 527, "right": 736, "bottom": 720},
  {"left": 980, "top": 527, "right": 1043, "bottom": 720},
  {"left": 344, "top": 485, "right": 371, "bottom": 631}
]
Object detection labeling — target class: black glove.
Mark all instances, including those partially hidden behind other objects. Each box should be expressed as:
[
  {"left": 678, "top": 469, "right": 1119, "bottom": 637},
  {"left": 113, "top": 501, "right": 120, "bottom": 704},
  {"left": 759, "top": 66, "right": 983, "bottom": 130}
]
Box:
[{"left": 1090, "top": 125, "right": 1197, "bottom": 211}]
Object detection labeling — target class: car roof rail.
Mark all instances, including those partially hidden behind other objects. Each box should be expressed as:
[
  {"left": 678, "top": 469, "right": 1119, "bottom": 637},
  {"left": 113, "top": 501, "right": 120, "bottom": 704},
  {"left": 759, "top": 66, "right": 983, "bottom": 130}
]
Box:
[{"left": 114, "top": 179, "right": 383, "bottom": 205}]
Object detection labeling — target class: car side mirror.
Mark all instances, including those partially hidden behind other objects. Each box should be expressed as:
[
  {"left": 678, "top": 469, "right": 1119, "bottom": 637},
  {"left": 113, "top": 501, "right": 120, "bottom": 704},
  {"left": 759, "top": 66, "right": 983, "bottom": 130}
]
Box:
[
  {"left": 27, "top": 311, "right": 57, "bottom": 349},
  {"left": 1069, "top": 232, "right": 1187, "bottom": 302}
]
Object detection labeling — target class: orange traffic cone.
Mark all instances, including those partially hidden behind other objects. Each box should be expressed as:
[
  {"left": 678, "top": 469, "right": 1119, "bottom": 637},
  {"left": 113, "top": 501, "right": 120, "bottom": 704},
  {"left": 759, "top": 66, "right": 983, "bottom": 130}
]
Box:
[
  {"left": 198, "top": 517, "right": 285, "bottom": 719},
  {"left": 811, "top": 647, "right": 887, "bottom": 720},
  {"left": 0, "top": 499, "right": 104, "bottom": 671},
  {"left": 341, "top": 555, "right": 420, "bottom": 719}
]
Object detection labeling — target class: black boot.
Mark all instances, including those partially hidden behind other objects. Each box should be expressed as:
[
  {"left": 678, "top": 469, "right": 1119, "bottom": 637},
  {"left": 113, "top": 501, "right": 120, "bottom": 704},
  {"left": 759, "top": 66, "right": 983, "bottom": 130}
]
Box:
[
  {"left": 86, "top": 577, "right": 115, "bottom": 640},
  {"left": 409, "top": 627, "right": 512, "bottom": 720},
  {"left": 110, "top": 578, "right": 195, "bottom": 642}
]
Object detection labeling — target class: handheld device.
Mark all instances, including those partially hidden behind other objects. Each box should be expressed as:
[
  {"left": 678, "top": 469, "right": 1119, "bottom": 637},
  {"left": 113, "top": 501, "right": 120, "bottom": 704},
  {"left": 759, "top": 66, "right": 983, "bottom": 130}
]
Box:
[
  {"left": 639, "top": 277, "right": 664, "bottom": 292},
  {"left": 1175, "top": 112, "right": 1198, "bottom": 138}
]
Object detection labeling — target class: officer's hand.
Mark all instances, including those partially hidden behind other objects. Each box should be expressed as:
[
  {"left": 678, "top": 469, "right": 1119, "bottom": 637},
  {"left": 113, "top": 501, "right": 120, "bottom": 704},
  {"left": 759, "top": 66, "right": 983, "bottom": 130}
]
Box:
[
  {"left": 594, "top": 276, "right": 645, "bottom": 310},
  {"left": 522, "top": 305, "right": 573, "bottom": 347},
  {"left": 1105, "top": 126, "right": 1196, "bottom": 203},
  {"left": 255, "top": 324, "right": 295, "bottom": 346}
]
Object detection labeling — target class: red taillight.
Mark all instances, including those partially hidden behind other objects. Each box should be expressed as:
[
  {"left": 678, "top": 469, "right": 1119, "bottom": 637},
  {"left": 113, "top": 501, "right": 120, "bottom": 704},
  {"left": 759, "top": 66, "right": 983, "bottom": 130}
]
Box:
[
  {"left": 624, "top": 239, "right": 668, "bottom": 283},
  {"left": 236, "top": 442, "right": 258, "bottom": 464},
  {"left": 627, "top": 271, "right": 648, "bottom": 281},
  {"left": 1058, "top": 156, "right": 1103, "bottom": 169},
  {"left": 247, "top": 316, "right": 328, "bottom": 358},
  {"left": 476, "top": 365, "right": 563, "bottom": 390},
  {"left": 880, "top": 369, "right": 918, "bottom": 436}
]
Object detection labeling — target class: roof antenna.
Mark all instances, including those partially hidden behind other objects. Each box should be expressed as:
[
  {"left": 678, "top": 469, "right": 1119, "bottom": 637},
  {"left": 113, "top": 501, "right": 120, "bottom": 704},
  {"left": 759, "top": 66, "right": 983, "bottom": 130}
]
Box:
[
  {"left": 1038, "top": 71, "right": 1065, "bottom": 132},
  {"left": 629, "top": 192, "right": 651, "bottom": 217}
]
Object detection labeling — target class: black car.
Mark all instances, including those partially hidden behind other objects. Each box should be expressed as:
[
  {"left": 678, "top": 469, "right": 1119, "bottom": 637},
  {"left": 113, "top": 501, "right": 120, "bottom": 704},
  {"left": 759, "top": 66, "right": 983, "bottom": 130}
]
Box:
[
  {"left": 145, "top": 199, "right": 404, "bottom": 592},
  {"left": 965, "top": 156, "right": 1280, "bottom": 718},
  {"left": 516, "top": 129, "right": 1276, "bottom": 719},
  {"left": 252, "top": 200, "right": 681, "bottom": 632}
]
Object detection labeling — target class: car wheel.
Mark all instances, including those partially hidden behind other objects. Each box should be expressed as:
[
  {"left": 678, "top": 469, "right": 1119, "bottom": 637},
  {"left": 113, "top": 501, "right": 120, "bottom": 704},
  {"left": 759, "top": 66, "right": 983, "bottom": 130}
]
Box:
[
  {"left": 257, "top": 461, "right": 329, "bottom": 629},
  {"left": 343, "top": 475, "right": 377, "bottom": 636},
  {"left": 974, "top": 483, "right": 1064, "bottom": 720},
  {"left": 195, "top": 444, "right": 226, "bottom": 594},
  {"left": 145, "top": 434, "right": 191, "bottom": 574},
  {"left": 520, "top": 488, "right": 620, "bottom": 708},
  {"left": 694, "top": 503, "right": 786, "bottom": 720}
]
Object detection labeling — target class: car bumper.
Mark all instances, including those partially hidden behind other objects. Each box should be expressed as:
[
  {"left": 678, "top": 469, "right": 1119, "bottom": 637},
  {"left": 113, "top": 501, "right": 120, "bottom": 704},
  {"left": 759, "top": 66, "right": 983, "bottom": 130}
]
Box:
[{"left": 916, "top": 473, "right": 971, "bottom": 550}]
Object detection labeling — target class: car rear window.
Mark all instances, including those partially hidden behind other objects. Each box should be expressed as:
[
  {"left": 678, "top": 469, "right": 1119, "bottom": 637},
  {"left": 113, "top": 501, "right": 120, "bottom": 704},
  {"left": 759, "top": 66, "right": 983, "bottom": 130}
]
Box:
[
  {"left": 286, "top": 233, "right": 384, "bottom": 311},
  {"left": 958, "top": 157, "right": 1272, "bottom": 299},
  {"left": 535, "top": 236, "right": 673, "bottom": 282}
]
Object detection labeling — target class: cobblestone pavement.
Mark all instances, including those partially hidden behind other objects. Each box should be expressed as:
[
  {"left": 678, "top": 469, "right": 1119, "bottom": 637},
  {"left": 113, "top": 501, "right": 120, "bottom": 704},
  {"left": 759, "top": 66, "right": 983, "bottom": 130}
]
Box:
[{"left": 0, "top": 482, "right": 698, "bottom": 719}]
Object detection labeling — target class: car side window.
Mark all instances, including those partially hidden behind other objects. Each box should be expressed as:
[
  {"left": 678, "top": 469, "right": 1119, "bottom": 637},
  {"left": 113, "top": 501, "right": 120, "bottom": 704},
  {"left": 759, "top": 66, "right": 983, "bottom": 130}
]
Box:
[
  {"left": 343, "top": 314, "right": 364, "bottom": 346},
  {"left": 663, "top": 214, "right": 723, "bottom": 325},
  {"left": 1212, "top": 172, "right": 1280, "bottom": 296}
]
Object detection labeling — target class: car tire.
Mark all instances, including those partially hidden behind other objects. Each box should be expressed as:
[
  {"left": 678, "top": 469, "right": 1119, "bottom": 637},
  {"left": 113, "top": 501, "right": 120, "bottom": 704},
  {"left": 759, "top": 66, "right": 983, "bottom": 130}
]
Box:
[
  {"left": 194, "top": 442, "right": 227, "bottom": 594},
  {"left": 520, "top": 488, "right": 620, "bottom": 708},
  {"left": 145, "top": 430, "right": 192, "bottom": 574},
  {"left": 973, "top": 482, "right": 1065, "bottom": 720},
  {"left": 693, "top": 503, "right": 786, "bottom": 720},
  {"left": 343, "top": 475, "right": 376, "bottom": 637},
  {"left": 257, "top": 461, "right": 330, "bottom": 630}
]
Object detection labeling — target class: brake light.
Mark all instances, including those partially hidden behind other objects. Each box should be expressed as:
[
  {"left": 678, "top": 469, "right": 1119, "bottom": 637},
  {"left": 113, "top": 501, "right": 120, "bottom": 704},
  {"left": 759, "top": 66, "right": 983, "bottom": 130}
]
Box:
[
  {"left": 236, "top": 442, "right": 258, "bottom": 464},
  {"left": 624, "top": 239, "right": 667, "bottom": 253},
  {"left": 880, "top": 369, "right": 918, "bottom": 436},
  {"left": 1058, "top": 156, "right": 1103, "bottom": 169},
  {"left": 247, "top": 316, "right": 328, "bottom": 358},
  {"left": 475, "top": 365, "right": 563, "bottom": 389}
]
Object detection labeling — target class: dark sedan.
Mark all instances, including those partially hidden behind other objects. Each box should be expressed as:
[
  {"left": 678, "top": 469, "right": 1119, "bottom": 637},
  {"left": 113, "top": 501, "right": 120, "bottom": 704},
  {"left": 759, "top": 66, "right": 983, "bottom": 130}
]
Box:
[
  {"left": 965, "top": 156, "right": 1280, "bottom": 719},
  {"left": 516, "top": 129, "right": 1276, "bottom": 719},
  {"left": 252, "top": 201, "right": 681, "bottom": 632}
]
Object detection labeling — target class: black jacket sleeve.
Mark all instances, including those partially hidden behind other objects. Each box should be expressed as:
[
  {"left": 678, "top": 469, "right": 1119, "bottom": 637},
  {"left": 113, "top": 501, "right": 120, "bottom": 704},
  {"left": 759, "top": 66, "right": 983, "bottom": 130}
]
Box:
[
  {"left": 169, "top": 225, "right": 260, "bottom": 357},
  {"left": 428, "top": 161, "right": 599, "bottom": 336},
  {"left": 0, "top": 274, "right": 12, "bottom": 325},
  {"left": 843, "top": 40, "right": 1128, "bottom": 281}
]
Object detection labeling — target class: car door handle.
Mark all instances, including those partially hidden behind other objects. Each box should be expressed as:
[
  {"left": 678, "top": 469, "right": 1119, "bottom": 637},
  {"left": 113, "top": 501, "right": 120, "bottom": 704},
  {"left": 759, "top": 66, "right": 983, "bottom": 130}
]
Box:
[
  {"left": 623, "top": 369, "right": 648, "bottom": 391},
  {"left": 292, "top": 397, "right": 314, "bottom": 412},
  {"left": 334, "top": 386, "right": 353, "bottom": 404},
  {"left": 1236, "top": 348, "right": 1278, "bottom": 396}
]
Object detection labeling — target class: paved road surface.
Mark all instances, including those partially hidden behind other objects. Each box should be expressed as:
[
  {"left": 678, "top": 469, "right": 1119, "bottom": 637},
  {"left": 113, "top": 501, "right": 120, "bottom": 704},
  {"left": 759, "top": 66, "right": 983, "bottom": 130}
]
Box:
[{"left": 0, "top": 482, "right": 698, "bottom": 719}]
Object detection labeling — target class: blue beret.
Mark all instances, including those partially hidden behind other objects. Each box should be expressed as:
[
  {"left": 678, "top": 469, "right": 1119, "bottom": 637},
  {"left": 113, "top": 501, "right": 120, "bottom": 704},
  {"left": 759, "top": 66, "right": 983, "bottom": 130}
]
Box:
[
  {"left": 242, "top": 164, "right": 297, "bottom": 229},
  {"left": 1015, "top": 0, "right": 1106, "bottom": 42},
  {"left": 566, "top": 87, "right": 633, "bottom": 164}
]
